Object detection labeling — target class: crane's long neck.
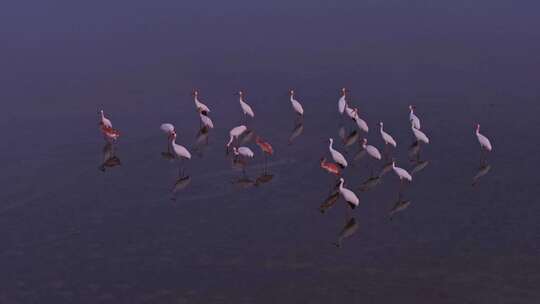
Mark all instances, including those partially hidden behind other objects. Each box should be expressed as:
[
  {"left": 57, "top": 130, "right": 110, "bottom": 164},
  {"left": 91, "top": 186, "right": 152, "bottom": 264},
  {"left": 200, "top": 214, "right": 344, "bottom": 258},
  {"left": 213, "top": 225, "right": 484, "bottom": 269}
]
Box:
[
  {"left": 227, "top": 134, "right": 234, "bottom": 147},
  {"left": 100, "top": 111, "right": 105, "bottom": 119},
  {"left": 339, "top": 180, "right": 344, "bottom": 190},
  {"left": 476, "top": 125, "right": 480, "bottom": 135},
  {"left": 329, "top": 140, "right": 333, "bottom": 150}
]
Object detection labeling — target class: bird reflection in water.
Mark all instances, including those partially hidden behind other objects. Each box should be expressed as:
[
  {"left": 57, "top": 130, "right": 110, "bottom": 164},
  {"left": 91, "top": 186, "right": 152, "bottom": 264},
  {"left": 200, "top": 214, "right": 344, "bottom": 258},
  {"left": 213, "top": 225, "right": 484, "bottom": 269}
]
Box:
[
  {"left": 343, "top": 129, "right": 359, "bottom": 149},
  {"left": 99, "top": 142, "right": 121, "bottom": 172},
  {"left": 408, "top": 141, "right": 430, "bottom": 175},
  {"left": 171, "top": 175, "right": 191, "bottom": 201},
  {"left": 472, "top": 162, "right": 491, "bottom": 187},
  {"left": 389, "top": 191, "right": 411, "bottom": 220},
  {"left": 358, "top": 174, "right": 382, "bottom": 192},
  {"left": 229, "top": 152, "right": 256, "bottom": 189},
  {"left": 338, "top": 125, "right": 347, "bottom": 143},
  {"left": 193, "top": 126, "right": 211, "bottom": 158},
  {"left": 231, "top": 175, "right": 256, "bottom": 189},
  {"left": 379, "top": 161, "right": 394, "bottom": 177},
  {"left": 240, "top": 128, "right": 255, "bottom": 145},
  {"left": 255, "top": 171, "right": 274, "bottom": 187},
  {"left": 411, "top": 159, "right": 429, "bottom": 175},
  {"left": 159, "top": 123, "right": 176, "bottom": 161},
  {"left": 334, "top": 216, "right": 359, "bottom": 248},
  {"left": 288, "top": 120, "right": 304, "bottom": 145},
  {"left": 319, "top": 190, "right": 340, "bottom": 213},
  {"left": 408, "top": 140, "right": 421, "bottom": 162}
]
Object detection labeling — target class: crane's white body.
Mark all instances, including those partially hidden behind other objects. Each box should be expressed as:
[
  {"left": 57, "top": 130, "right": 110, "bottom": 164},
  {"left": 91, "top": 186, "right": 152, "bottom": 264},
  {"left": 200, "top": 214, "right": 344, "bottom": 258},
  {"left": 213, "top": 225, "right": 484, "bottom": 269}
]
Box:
[
  {"left": 476, "top": 124, "right": 492, "bottom": 151},
  {"left": 379, "top": 122, "right": 397, "bottom": 147},
  {"left": 409, "top": 105, "right": 421, "bottom": 130},
  {"left": 239, "top": 92, "right": 255, "bottom": 118},
  {"left": 193, "top": 91, "right": 211, "bottom": 113},
  {"left": 227, "top": 125, "right": 247, "bottom": 147},
  {"left": 160, "top": 123, "right": 175, "bottom": 134},
  {"left": 233, "top": 146, "right": 254, "bottom": 158},
  {"left": 329, "top": 138, "right": 348, "bottom": 168},
  {"left": 338, "top": 178, "right": 359, "bottom": 208},
  {"left": 171, "top": 133, "right": 191, "bottom": 160},
  {"left": 338, "top": 88, "right": 347, "bottom": 115},
  {"left": 362, "top": 139, "right": 382, "bottom": 160},
  {"left": 352, "top": 109, "right": 369, "bottom": 132},
  {"left": 199, "top": 113, "right": 214, "bottom": 129},
  {"left": 412, "top": 125, "right": 429, "bottom": 144},
  {"left": 392, "top": 162, "right": 412, "bottom": 181},
  {"left": 289, "top": 90, "right": 304, "bottom": 116},
  {"left": 100, "top": 110, "right": 112, "bottom": 128}
]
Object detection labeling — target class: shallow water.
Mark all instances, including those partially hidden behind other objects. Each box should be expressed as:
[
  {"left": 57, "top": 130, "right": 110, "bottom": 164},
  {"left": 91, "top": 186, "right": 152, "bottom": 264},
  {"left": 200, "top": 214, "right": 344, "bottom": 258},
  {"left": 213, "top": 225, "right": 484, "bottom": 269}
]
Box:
[{"left": 2, "top": 1, "right": 540, "bottom": 303}]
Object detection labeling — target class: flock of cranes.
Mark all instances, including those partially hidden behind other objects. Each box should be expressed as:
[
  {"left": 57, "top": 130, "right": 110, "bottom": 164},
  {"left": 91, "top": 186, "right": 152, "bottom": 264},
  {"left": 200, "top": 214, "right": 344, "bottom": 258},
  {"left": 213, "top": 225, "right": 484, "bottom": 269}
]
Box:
[{"left": 98, "top": 88, "right": 494, "bottom": 211}]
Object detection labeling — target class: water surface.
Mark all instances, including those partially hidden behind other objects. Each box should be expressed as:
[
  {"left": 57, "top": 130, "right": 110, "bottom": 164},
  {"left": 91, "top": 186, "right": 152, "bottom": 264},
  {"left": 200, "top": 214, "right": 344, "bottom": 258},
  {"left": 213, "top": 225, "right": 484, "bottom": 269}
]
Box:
[{"left": 1, "top": 1, "right": 540, "bottom": 303}]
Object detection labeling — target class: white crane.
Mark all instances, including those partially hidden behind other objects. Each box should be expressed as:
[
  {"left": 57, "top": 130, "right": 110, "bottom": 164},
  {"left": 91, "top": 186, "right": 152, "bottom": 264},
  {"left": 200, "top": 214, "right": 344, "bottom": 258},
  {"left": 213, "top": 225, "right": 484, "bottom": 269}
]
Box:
[
  {"left": 99, "top": 110, "right": 112, "bottom": 128},
  {"left": 289, "top": 90, "right": 304, "bottom": 116},
  {"left": 233, "top": 146, "right": 254, "bottom": 158},
  {"left": 411, "top": 123, "right": 429, "bottom": 144},
  {"left": 362, "top": 138, "right": 382, "bottom": 160},
  {"left": 475, "top": 123, "right": 492, "bottom": 151},
  {"left": 238, "top": 91, "right": 255, "bottom": 118},
  {"left": 171, "top": 131, "right": 191, "bottom": 160},
  {"left": 379, "top": 122, "right": 397, "bottom": 147},
  {"left": 193, "top": 90, "right": 211, "bottom": 114},
  {"left": 352, "top": 108, "right": 369, "bottom": 133},
  {"left": 409, "top": 105, "right": 421, "bottom": 129},
  {"left": 392, "top": 161, "right": 412, "bottom": 182},
  {"left": 199, "top": 113, "right": 214, "bottom": 129},
  {"left": 338, "top": 88, "right": 347, "bottom": 115},
  {"left": 338, "top": 178, "right": 359, "bottom": 209},
  {"left": 226, "top": 125, "right": 248, "bottom": 148},
  {"left": 329, "top": 138, "right": 348, "bottom": 168}
]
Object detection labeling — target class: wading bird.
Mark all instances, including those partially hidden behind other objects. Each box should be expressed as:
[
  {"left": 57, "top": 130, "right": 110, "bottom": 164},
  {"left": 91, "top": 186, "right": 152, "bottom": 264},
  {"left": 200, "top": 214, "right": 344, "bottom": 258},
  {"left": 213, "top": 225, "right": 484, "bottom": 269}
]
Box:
[
  {"left": 409, "top": 105, "right": 421, "bottom": 130},
  {"left": 411, "top": 123, "right": 430, "bottom": 144},
  {"left": 379, "top": 122, "right": 397, "bottom": 148},
  {"left": 338, "top": 178, "right": 359, "bottom": 209},
  {"left": 171, "top": 131, "right": 191, "bottom": 163},
  {"left": 329, "top": 138, "right": 348, "bottom": 168},
  {"left": 199, "top": 113, "right": 214, "bottom": 129},
  {"left": 475, "top": 123, "right": 492, "bottom": 152},
  {"left": 99, "top": 110, "right": 113, "bottom": 129},
  {"left": 362, "top": 138, "right": 382, "bottom": 160},
  {"left": 238, "top": 90, "right": 255, "bottom": 120},
  {"left": 320, "top": 157, "right": 341, "bottom": 176},
  {"left": 338, "top": 88, "right": 347, "bottom": 115},
  {"left": 352, "top": 108, "right": 369, "bottom": 133},
  {"left": 193, "top": 90, "right": 211, "bottom": 114},
  {"left": 289, "top": 89, "right": 304, "bottom": 117},
  {"left": 233, "top": 146, "right": 254, "bottom": 159},
  {"left": 255, "top": 136, "right": 273, "bottom": 167},
  {"left": 100, "top": 125, "right": 120, "bottom": 142},
  {"left": 226, "top": 125, "right": 247, "bottom": 149},
  {"left": 392, "top": 161, "right": 412, "bottom": 182}
]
